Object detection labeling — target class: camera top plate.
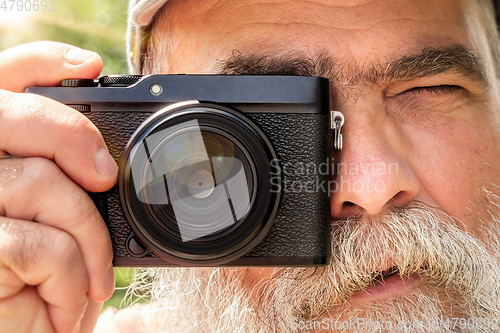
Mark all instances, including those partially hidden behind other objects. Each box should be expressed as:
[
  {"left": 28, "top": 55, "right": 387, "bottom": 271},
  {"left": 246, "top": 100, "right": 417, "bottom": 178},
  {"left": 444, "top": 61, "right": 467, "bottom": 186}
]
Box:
[{"left": 26, "top": 75, "right": 329, "bottom": 113}]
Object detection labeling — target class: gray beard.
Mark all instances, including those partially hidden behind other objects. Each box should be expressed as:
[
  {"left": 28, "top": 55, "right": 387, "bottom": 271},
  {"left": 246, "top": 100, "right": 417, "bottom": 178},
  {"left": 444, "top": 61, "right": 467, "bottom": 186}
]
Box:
[{"left": 132, "top": 188, "right": 500, "bottom": 332}]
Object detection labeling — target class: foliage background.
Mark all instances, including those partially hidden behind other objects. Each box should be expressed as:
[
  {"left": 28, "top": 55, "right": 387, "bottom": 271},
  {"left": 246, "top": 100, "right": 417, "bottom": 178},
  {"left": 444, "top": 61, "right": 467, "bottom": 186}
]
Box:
[
  {"left": 1, "top": 0, "right": 136, "bottom": 311},
  {"left": 0, "top": 0, "right": 129, "bottom": 74}
]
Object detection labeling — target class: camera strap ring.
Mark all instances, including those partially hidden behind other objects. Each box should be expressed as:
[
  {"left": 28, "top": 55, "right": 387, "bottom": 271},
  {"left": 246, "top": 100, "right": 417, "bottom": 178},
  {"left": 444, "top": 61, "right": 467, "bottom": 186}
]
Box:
[{"left": 331, "top": 111, "right": 344, "bottom": 151}]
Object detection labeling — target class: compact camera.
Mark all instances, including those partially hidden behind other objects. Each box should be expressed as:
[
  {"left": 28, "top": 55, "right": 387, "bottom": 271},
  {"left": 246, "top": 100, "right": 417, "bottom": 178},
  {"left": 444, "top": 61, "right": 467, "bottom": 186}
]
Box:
[{"left": 27, "top": 75, "right": 331, "bottom": 267}]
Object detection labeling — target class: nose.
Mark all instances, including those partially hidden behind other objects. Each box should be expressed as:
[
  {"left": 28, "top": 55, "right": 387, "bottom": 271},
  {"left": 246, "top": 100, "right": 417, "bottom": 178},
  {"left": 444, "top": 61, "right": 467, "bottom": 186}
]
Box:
[{"left": 330, "top": 107, "right": 419, "bottom": 219}]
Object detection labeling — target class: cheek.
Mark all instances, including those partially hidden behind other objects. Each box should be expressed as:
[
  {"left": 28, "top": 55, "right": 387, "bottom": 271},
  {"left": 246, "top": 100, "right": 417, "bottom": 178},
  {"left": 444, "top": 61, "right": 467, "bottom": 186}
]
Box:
[{"left": 411, "top": 115, "right": 500, "bottom": 227}]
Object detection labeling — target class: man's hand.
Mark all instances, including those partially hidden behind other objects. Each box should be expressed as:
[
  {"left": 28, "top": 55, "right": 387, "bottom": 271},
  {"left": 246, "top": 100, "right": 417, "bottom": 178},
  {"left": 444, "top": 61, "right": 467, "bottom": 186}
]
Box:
[{"left": 0, "top": 42, "right": 118, "bottom": 333}]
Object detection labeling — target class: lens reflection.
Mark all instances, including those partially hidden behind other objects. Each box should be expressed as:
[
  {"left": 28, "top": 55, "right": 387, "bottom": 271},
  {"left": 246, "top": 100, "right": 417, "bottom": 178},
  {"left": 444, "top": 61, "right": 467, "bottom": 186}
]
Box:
[
  {"left": 186, "top": 170, "right": 215, "bottom": 198},
  {"left": 137, "top": 125, "right": 254, "bottom": 243}
]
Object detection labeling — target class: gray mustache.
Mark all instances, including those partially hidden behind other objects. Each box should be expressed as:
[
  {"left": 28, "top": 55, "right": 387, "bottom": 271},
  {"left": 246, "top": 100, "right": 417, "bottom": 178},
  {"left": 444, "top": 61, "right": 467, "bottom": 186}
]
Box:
[{"left": 276, "top": 202, "right": 497, "bottom": 304}]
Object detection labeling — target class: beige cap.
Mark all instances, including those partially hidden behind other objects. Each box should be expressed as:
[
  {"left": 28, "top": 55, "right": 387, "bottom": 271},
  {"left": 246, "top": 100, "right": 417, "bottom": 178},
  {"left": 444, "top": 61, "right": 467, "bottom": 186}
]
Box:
[{"left": 127, "top": 0, "right": 170, "bottom": 74}]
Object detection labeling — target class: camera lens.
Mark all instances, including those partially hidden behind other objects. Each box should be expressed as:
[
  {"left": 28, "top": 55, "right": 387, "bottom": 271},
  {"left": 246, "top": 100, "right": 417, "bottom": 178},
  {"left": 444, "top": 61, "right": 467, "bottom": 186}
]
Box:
[
  {"left": 120, "top": 102, "right": 280, "bottom": 265},
  {"left": 144, "top": 129, "right": 255, "bottom": 242}
]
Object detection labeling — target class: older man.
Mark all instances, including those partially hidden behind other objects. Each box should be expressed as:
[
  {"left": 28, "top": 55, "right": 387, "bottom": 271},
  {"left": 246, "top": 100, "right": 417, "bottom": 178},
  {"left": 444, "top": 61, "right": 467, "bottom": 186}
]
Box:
[{"left": 0, "top": 0, "right": 499, "bottom": 332}]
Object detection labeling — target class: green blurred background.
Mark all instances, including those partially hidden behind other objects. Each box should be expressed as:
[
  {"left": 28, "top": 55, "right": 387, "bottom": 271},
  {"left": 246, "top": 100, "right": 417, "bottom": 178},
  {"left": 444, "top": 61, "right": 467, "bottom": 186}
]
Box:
[
  {"left": 0, "top": 0, "right": 129, "bottom": 74},
  {"left": 1, "top": 0, "right": 139, "bottom": 311}
]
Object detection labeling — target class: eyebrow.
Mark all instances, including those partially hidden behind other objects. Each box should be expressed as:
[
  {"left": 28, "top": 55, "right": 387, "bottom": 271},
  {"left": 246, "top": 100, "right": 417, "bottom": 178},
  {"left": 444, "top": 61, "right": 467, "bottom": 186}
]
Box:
[{"left": 218, "top": 45, "right": 489, "bottom": 88}]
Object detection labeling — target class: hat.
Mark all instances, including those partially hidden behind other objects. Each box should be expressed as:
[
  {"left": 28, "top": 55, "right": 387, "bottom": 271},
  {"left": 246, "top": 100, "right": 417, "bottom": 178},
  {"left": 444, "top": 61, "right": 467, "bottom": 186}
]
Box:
[{"left": 127, "top": 0, "right": 170, "bottom": 74}]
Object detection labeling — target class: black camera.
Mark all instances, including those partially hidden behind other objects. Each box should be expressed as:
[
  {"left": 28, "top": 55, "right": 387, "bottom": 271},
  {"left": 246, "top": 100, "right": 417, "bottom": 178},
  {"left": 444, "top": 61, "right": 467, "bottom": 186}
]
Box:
[{"left": 27, "top": 75, "right": 331, "bottom": 267}]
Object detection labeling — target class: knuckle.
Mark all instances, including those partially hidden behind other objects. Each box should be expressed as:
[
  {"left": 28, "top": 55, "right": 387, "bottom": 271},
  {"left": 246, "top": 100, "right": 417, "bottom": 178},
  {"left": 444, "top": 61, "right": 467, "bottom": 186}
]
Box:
[
  {"left": 70, "top": 187, "right": 100, "bottom": 224},
  {"left": 0, "top": 220, "right": 18, "bottom": 265},
  {"left": 62, "top": 111, "right": 101, "bottom": 143},
  {"left": 1, "top": 92, "right": 102, "bottom": 147},
  {"left": 0, "top": 157, "right": 66, "bottom": 216},
  {"left": 0, "top": 286, "right": 43, "bottom": 326},
  {"left": 0, "top": 219, "right": 44, "bottom": 273},
  {"left": 23, "top": 157, "right": 60, "bottom": 186},
  {"left": 52, "top": 231, "right": 89, "bottom": 290},
  {"left": 0, "top": 91, "right": 21, "bottom": 133},
  {"left": 52, "top": 231, "right": 81, "bottom": 267},
  {"left": 21, "top": 94, "right": 57, "bottom": 128},
  {"left": 0, "top": 89, "right": 14, "bottom": 112},
  {"left": 0, "top": 157, "right": 24, "bottom": 192},
  {"left": 1, "top": 93, "right": 53, "bottom": 134}
]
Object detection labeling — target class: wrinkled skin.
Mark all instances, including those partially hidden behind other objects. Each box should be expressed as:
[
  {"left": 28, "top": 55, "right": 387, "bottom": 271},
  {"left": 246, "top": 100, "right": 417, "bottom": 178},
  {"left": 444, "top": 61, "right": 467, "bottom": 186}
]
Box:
[{"left": 152, "top": 0, "right": 500, "bottom": 283}]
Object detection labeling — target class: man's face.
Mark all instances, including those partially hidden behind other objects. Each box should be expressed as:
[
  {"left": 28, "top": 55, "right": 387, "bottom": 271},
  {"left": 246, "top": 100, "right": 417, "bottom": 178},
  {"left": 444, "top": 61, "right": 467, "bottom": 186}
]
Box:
[
  {"left": 145, "top": 0, "right": 500, "bottom": 331},
  {"left": 158, "top": 0, "right": 500, "bottom": 225}
]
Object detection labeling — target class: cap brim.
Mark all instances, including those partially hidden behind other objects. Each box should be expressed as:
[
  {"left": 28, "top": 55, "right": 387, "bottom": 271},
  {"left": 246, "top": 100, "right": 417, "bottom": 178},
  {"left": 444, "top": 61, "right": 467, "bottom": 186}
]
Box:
[{"left": 131, "top": 0, "right": 169, "bottom": 26}]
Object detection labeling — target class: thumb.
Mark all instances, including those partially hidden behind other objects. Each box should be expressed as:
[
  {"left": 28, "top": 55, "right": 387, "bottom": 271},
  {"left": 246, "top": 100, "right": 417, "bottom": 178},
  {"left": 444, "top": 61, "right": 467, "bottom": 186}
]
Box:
[{"left": 0, "top": 41, "right": 103, "bottom": 93}]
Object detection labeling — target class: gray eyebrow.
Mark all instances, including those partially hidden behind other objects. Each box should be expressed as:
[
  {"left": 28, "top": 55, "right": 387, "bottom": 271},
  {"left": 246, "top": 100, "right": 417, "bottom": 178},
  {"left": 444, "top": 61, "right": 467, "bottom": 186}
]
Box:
[{"left": 218, "top": 45, "right": 489, "bottom": 88}]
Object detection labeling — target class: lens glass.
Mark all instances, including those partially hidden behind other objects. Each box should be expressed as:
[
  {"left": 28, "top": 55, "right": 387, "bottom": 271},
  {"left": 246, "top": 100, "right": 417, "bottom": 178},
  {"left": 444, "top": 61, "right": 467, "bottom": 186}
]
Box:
[{"left": 129, "top": 119, "right": 254, "bottom": 243}]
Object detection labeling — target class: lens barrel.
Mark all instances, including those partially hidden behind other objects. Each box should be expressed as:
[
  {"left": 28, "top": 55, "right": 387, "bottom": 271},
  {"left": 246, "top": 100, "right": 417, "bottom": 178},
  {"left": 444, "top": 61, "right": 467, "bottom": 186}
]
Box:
[{"left": 120, "top": 102, "right": 281, "bottom": 265}]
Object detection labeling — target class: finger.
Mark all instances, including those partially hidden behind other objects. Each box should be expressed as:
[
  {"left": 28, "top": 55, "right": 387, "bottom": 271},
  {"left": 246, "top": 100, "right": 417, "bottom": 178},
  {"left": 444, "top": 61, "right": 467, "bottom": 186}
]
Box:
[
  {"left": 0, "top": 218, "right": 89, "bottom": 333},
  {"left": 94, "top": 305, "right": 151, "bottom": 333},
  {"left": 0, "top": 41, "right": 103, "bottom": 93},
  {"left": 0, "top": 286, "right": 55, "bottom": 333},
  {"left": 78, "top": 301, "right": 104, "bottom": 333},
  {"left": 0, "top": 157, "right": 114, "bottom": 304},
  {"left": 0, "top": 90, "right": 118, "bottom": 192}
]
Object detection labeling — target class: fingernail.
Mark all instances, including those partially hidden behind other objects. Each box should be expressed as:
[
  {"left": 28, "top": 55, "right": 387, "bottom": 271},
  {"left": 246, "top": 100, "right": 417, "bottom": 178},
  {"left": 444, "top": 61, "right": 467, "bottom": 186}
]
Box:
[
  {"left": 94, "top": 148, "right": 118, "bottom": 177},
  {"left": 105, "top": 265, "right": 115, "bottom": 294},
  {"left": 66, "top": 48, "right": 95, "bottom": 65}
]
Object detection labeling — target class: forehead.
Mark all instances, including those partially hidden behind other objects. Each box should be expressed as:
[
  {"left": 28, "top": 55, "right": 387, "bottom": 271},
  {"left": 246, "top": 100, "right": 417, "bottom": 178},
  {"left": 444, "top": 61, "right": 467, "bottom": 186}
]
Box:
[{"left": 160, "top": 0, "right": 476, "bottom": 73}]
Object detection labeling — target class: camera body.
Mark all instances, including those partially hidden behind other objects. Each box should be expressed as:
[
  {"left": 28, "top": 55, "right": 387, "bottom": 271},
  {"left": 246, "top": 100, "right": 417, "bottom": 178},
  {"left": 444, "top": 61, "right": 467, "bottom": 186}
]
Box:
[{"left": 27, "top": 75, "right": 331, "bottom": 267}]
